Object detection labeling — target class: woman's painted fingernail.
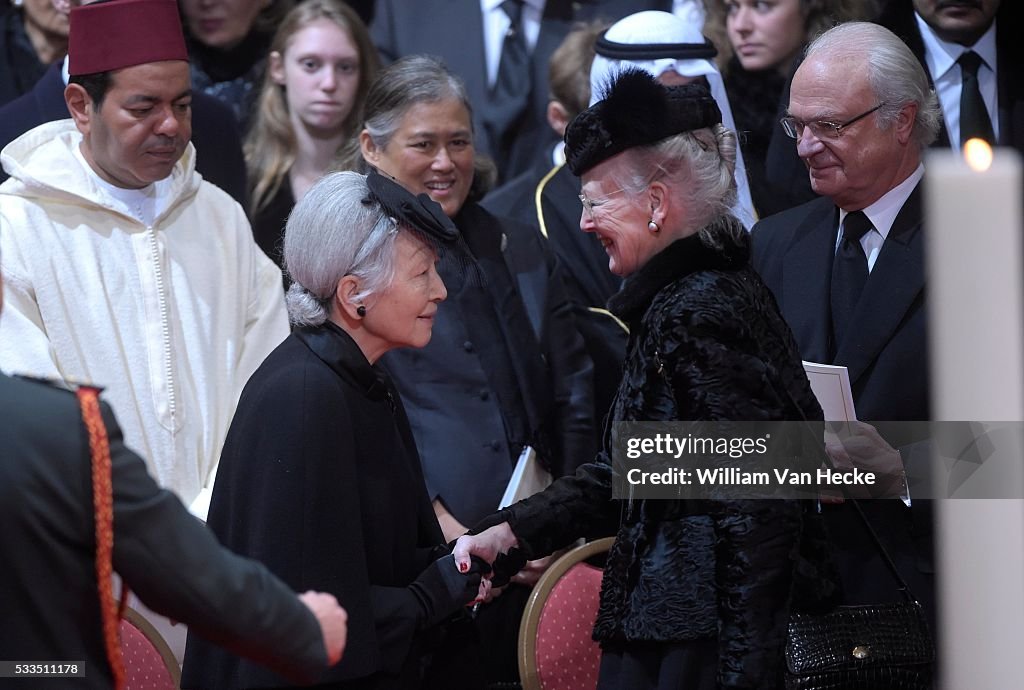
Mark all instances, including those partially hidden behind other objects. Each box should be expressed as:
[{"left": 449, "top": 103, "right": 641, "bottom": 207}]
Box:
[{"left": 459, "top": 561, "right": 468, "bottom": 573}]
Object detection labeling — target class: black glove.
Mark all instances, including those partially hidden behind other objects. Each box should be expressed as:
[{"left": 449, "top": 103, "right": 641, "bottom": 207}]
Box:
[
  {"left": 489, "top": 547, "right": 528, "bottom": 588},
  {"left": 409, "top": 554, "right": 489, "bottom": 628}
]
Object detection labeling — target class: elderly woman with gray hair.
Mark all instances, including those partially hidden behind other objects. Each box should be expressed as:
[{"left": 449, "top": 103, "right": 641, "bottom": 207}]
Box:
[
  {"left": 354, "top": 54, "right": 597, "bottom": 687},
  {"left": 182, "top": 170, "right": 487, "bottom": 690},
  {"left": 454, "top": 70, "right": 836, "bottom": 690}
]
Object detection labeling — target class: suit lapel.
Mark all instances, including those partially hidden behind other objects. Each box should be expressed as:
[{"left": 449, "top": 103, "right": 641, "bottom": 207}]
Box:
[
  {"left": 834, "top": 184, "right": 925, "bottom": 386},
  {"left": 781, "top": 199, "right": 836, "bottom": 363}
]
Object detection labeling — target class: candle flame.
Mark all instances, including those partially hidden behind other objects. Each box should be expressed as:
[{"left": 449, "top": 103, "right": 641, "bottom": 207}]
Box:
[{"left": 963, "top": 138, "right": 993, "bottom": 172}]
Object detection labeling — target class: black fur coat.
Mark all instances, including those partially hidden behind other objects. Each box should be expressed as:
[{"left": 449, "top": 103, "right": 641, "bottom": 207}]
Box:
[{"left": 490, "top": 222, "right": 837, "bottom": 688}]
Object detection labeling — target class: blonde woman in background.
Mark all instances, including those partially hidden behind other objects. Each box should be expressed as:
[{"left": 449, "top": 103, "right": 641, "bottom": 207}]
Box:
[{"left": 246, "top": 0, "right": 378, "bottom": 279}]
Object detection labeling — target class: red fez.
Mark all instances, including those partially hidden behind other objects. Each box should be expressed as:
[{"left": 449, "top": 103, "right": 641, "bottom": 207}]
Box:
[{"left": 68, "top": 0, "right": 188, "bottom": 76}]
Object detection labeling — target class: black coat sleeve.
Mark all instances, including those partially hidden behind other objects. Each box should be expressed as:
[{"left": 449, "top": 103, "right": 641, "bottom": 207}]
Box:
[{"left": 474, "top": 454, "right": 619, "bottom": 559}]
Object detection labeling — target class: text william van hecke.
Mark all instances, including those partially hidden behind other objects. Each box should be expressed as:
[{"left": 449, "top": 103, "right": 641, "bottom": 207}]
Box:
[{"left": 696, "top": 467, "right": 876, "bottom": 486}]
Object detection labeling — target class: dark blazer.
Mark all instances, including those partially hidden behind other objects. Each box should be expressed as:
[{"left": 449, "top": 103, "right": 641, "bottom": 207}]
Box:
[
  {"left": 182, "top": 324, "right": 469, "bottom": 689},
  {"left": 381, "top": 202, "right": 596, "bottom": 528},
  {"left": 0, "top": 372, "right": 327, "bottom": 690},
  {"left": 876, "top": 2, "right": 1024, "bottom": 154},
  {"left": 370, "top": 0, "right": 648, "bottom": 181},
  {"left": 730, "top": 55, "right": 819, "bottom": 217},
  {"left": 0, "top": 8, "right": 48, "bottom": 108},
  {"left": 0, "top": 63, "right": 249, "bottom": 207},
  {"left": 251, "top": 179, "right": 295, "bottom": 291},
  {"left": 751, "top": 188, "right": 928, "bottom": 421},
  {"left": 483, "top": 161, "right": 627, "bottom": 432},
  {"left": 750, "top": 185, "right": 935, "bottom": 623}
]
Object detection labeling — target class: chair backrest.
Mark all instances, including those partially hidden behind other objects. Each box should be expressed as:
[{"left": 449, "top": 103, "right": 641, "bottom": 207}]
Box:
[
  {"left": 120, "top": 607, "right": 181, "bottom": 690},
  {"left": 519, "top": 537, "right": 615, "bottom": 690}
]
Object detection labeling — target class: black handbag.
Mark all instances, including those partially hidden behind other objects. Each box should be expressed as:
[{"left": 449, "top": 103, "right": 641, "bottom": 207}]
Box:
[
  {"left": 784, "top": 497, "right": 935, "bottom": 689},
  {"left": 656, "top": 337, "right": 937, "bottom": 689}
]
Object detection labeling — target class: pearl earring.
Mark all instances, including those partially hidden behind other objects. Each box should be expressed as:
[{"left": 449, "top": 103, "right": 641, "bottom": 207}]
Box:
[
  {"left": 648, "top": 220, "right": 660, "bottom": 234},
  {"left": 356, "top": 305, "right": 367, "bottom": 317}
]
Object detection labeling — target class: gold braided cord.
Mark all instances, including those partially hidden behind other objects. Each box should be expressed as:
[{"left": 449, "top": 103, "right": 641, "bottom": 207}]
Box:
[
  {"left": 77, "top": 387, "right": 126, "bottom": 690},
  {"left": 533, "top": 162, "right": 563, "bottom": 240}
]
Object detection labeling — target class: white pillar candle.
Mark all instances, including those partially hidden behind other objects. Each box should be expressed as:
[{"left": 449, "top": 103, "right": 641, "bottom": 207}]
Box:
[{"left": 926, "top": 142, "right": 1024, "bottom": 688}]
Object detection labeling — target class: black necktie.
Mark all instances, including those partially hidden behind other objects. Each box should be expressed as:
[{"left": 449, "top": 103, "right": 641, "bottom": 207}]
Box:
[
  {"left": 485, "top": 1, "right": 530, "bottom": 164},
  {"left": 830, "top": 211, "right": 872, "bottom": 356},
  {"left": 495, "top": 1, "right": 529, "bottom": 98},
  {"left": 958, "top": 51, "right": 995, "bottom": 146}
]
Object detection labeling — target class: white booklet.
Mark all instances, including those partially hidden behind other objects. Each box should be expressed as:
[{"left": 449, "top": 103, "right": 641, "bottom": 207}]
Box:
[
  {"left": 499, "top": 445, "right": 552, "bottom": 509},
  {"left": 802, "top": 361, "right": 858, "bottom": 422}
]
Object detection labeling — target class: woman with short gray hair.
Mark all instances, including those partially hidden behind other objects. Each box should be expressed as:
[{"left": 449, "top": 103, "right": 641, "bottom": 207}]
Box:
[
  {"left": 183, "top": 170, "right": 488, "bottom": 690},
  {"left": 283, "top": 171, "right": 405, "bottom": 326}
]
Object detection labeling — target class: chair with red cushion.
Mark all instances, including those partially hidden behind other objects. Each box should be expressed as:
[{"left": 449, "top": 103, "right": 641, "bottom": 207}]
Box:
[
  {"left": 120, "top": 606, "right": 181, "bottom": 690},
  {"left": 518, "top": 537, "right": 614, "bottom": 690}
]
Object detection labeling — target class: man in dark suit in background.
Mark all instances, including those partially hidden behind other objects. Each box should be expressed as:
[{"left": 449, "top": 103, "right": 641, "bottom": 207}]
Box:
[
  {"left": 0, "top": 0, "right": 248, "bottom": 206},
  {"left": 370, "top": 0, "right": 648, "bottom": 182},
  {"left": 876, "top": 0, "right": 1022, "bottom": 154},
  {"left": 0, "top": 266, "right": 348, "bottom": 689},
  {"left": 751, "top": 22, "right": 941, "bottom": 625},
  {"left": 482, "top": 20, "right": 625, "bottom": 437}
]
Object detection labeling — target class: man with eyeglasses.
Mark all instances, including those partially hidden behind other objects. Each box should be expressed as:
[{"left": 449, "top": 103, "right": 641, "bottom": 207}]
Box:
[{"left": 750, "top": 22, "right": 942, "bottom": 631}]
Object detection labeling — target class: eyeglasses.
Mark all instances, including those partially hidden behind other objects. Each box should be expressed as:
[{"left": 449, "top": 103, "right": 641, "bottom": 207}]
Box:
[
  {"left": 780, "top": 102, "right": 886, "bottom": 140},
  {"left": 578, "top": 186, "right": 627, "bottom": 222}
]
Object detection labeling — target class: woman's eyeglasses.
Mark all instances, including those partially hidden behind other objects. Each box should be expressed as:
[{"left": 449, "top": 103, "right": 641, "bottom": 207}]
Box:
[{"left": 578, "top": 187, "right": 627, "bottom": 222}]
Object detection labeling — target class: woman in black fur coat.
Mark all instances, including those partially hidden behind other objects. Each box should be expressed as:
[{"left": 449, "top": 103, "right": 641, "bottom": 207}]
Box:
[{"left": 454, "top": 70, "right": 837, "bottom": 690}]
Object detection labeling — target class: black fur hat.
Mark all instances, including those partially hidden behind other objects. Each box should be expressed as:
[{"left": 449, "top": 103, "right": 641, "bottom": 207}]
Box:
[{"left": 564, "top": 68, "right": 722, "bottom": 175}]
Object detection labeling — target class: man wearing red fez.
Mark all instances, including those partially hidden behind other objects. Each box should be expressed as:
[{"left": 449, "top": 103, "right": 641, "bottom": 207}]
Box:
[
  {"left": 0, "top": 0, "right": 287, "bottom": 518},
  {"left": 0, "top": 0, "right": 248, "bottom": 205}
]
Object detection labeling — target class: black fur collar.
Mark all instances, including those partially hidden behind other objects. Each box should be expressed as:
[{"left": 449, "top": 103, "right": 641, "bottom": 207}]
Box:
[{"left": 608, "top": 220, "right": 750, "bottom": 325}]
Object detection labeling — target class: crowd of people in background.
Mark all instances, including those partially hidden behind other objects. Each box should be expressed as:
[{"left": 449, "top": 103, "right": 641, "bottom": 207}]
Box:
[{"left": 0, "top": 0, "right": 1019, "bottom": 688}]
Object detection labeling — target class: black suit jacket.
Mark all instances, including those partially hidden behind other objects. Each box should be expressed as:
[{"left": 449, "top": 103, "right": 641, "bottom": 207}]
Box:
[
  {"left": 750, "top": 186, "right": 935, "bottom": 624},
  {"left": 370, "top": 0, "right": 649, "bottom": 181},
  {"left": 0, "top": 8, "right": 48, "bottom": 108},
  {"left": 0, "top": 63, "right": 248, "bottom": 207},
  {"left": 752, "top": 188, "right": 929, "bottom": 421},
  {"left": 484, "top": 161, "right": 626, "bottom": 431},
  {"left": 381, "top": 203, "right": 596, "bottom": 527},
  {"left": 0, "top": 373, "right": 326, "bottom": 689},
  {"left": 876, "top": 2, "right": 1024, "bottom": 154}
]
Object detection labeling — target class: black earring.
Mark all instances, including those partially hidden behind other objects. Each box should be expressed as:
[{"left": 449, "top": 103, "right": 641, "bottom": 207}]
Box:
[{"left": 356, "top": 305, "right": 367, "bottom": 317}]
